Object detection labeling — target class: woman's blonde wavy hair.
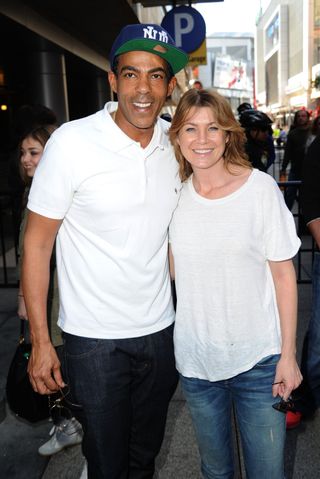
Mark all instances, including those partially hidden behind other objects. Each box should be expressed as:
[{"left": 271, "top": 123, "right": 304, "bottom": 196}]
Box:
[{"left": 169, "top": 89, "right": 251, "bottom": 181}]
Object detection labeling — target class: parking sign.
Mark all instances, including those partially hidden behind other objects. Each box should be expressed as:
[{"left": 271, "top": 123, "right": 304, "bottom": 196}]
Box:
[{"left": 161, "top": 6, "right": 206, "bottom": 54}]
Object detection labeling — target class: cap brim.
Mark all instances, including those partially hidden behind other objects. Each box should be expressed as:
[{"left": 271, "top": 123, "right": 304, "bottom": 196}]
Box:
[{"left": 115, "top": 39, "right": 189, "bottom": 75}]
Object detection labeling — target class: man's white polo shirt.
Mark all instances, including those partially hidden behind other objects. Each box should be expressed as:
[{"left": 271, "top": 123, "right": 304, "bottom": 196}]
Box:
[{"left": 27, "top": 102, "right": 181, "bottom": 339}]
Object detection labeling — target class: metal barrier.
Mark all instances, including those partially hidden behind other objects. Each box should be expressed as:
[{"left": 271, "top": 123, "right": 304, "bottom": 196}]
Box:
[
  {"left": 0, "top": 178, "right": 314, "bottom": 287},
  {"left": 269, "top": 146, "right": 314, "bottom": 283}
]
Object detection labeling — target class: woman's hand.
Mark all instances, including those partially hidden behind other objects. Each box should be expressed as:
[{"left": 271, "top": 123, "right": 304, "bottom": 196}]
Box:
[
  {"left": 268, "top": 260, "right": 301, "bottom": 401},
  {"left": 272, "top": 355, "right": 302, "bottom": 401}
]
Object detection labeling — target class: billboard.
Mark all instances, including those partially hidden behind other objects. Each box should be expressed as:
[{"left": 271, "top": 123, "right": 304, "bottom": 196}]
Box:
[{"left": 213, "top": 56, "right": 249, "bottom": 90}]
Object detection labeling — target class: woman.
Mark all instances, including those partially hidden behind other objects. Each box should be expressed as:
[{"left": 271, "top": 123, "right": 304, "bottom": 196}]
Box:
[
  {"left": 169, "top": 89, "right": 302, "bottom": 478},
  {"left": 18, "top": 126, "right": 53, "bottom": 321},
  {"left": 18, "top": 126, "right": 83, "bottom": 456}
]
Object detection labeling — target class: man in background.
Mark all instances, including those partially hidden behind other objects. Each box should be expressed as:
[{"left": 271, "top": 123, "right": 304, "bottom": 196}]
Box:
[
  {"left": 239, "top": 108, "right": 275, "bottom": 172},
  {"left": 290, "top": 134, "right": 320, "bottom": 429},
  {"left": 281, "top": 109, "right": 310, "bottom": 210}
]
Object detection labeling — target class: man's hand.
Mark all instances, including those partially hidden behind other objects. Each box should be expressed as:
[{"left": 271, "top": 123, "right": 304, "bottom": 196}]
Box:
[{"left": 28, "top": 342, "right": 65, "bottom": 395}]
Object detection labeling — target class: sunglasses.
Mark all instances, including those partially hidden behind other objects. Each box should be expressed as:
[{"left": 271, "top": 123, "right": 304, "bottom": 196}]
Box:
[
  {"left": 271, "top": 380, "right": 301, "bottom": 414},
  {"left": 272, "top": 396, "right": 297, "bottom": 414},
  {"left": 49, "top": 386, "right": 83, "bottom": 424}
]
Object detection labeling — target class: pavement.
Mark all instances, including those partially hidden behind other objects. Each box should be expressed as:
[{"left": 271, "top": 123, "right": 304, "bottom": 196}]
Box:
[{"left": 1, "top": 228, "right": 320, "bottom": 478}]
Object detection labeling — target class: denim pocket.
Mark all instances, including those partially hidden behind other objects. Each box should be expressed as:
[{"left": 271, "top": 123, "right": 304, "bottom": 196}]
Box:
[
  {"left": 255, "top": 354, "right": 280, "bottom": 368},
  {"left": 63, "top": 333, "right": 102, "bottom": 359}
]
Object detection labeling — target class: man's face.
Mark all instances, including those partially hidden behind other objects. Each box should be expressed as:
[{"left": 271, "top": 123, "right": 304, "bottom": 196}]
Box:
[
  {"left": 296, "top": 110, "right": 309, "bottom": 127},
  {"left": 108, "top": 51, "right": 176, "bottom": 143}
]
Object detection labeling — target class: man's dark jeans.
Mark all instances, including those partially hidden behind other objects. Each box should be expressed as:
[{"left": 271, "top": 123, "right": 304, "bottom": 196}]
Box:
[
  {"left": 63, "top": 324, "right": 178, "bottom": 479},
  {"left": 295, "top": 252, "right": 320, "bottom": 415}
]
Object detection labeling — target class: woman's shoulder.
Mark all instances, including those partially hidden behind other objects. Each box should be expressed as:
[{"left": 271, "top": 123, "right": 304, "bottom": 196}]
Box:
[
  {"left": 248, "top": 170, "right": 284, "bottom": 202},
  {"left": 251, "top": 169, "right": 278, "bottom": 188}
]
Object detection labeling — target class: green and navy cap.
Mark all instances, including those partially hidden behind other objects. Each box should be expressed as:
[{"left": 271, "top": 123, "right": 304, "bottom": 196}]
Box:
[{"left": 110, "top": 24, "right": 189, "bottom": 75}]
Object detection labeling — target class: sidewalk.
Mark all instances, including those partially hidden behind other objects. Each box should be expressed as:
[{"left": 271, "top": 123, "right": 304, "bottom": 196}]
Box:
[
  {"left": 1, "top": 282, "right": 320, "bottom": 478},
  {"left": 0, "top": 288, "right": 51, "bottom": 479}
]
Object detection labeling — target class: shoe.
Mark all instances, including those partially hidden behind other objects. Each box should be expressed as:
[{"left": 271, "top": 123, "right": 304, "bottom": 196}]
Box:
[
  {"left": 38, "top": 417, "right": 83, "bottom": 456},
  {"left": 286, "top": 411, "right": 302, "bottom": 430}
]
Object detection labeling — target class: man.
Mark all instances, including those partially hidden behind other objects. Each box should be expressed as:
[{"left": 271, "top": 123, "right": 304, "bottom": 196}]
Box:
[
  {"left": 192, "top": 80, "right": 203, "bottom": 90},
  {"left": 289, "top": 134, "right": 320, "bottom": 428},
  {"left": 281, "top": 109, "right": 310, "bottom": 210},
  {"left": 239, "top": 108, "right": 275, "bottom": 172},
  {"left": 22, "top": 24, "right": 188, "bottom": 479},
  {"left": 236, "top": 101, "right": 252, "bottom": 117}
]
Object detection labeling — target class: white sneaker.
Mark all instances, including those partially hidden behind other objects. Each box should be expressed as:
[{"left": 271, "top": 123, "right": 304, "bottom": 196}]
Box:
[
  {"left": 38, "top": 417, "right": 83, "bottom": 456},
  {"left": 80, "top": 461, "right": 88, "bottom": 479}
]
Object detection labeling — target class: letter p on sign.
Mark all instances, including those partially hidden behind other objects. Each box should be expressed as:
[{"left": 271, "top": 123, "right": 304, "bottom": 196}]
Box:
[
  {"left": 161, "top": 6, "right": 206, "bottom": 54},
  {"left": 174, "top": 13, "right": 194, "bottom": 48}
]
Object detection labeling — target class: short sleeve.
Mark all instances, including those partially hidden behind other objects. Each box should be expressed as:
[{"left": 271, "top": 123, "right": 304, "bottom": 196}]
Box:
[
  {"left": 27, "top": 129, "right": 75, "bottom": 219},
  {"left": 263, "top": 176, "right": 301, "bottom": 261}
]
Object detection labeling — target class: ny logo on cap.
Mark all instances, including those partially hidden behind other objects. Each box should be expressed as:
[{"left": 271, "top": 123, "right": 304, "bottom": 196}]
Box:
[{"left": 142, "top": 26, "right": 169, "bottom": 44}]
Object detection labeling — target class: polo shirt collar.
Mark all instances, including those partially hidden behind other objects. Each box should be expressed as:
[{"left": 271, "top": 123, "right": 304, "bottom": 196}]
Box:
[{"left": 95, "top": 102, "right": 169, "bottom": 152}]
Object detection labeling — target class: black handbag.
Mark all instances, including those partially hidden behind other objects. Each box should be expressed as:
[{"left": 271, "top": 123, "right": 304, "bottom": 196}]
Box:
[{"left": 6, "top": 320, "right": 50, "bottom": 423}]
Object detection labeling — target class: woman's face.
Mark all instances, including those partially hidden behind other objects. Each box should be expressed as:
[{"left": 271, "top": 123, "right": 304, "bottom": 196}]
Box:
[
  {"left": 20, "top": 137, "right": 44, "bottom": 178},
  {"left": 177, "top": 106, "right": 227, "bottom": 173}
]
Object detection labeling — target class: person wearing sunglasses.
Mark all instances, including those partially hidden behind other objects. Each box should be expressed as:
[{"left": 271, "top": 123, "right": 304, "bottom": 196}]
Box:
[{"left": 168, "top": 89, "right": 302, "bottom": 479}]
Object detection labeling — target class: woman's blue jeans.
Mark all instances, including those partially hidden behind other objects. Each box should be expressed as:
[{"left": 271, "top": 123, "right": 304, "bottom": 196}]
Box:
[
  {"left": 180, "top": 355, "right": 285, "bottom": 479},
  {"left": 62, "top": 324, "right": 178, "bottom": 479}
]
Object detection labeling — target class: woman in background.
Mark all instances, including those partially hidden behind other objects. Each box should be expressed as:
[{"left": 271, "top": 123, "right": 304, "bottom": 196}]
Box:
[
  {"left": 169, "top": 89, "right": 302, "bottom": 479},
  {"left": 18, "top": 126, "right": 83, "bottom": 456}
]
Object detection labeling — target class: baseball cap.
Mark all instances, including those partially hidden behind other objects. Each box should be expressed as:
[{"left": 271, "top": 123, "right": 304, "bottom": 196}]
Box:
[{"left": 109, "top": 24, "right": 189, "bottom": 75}]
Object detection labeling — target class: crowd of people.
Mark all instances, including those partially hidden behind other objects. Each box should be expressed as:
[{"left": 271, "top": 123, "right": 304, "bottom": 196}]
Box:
[{"left": 8, "top": 20, "right": 320, "bottom": 479}]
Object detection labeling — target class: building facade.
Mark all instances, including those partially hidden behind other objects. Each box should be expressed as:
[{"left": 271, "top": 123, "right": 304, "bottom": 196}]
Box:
[{"left": 256, "top": 0, "right": 320, "bottom": 124}]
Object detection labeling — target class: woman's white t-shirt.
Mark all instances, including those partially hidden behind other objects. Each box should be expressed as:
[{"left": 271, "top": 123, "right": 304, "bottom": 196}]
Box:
[{"left": 169, "top": 169, "right": 301, "bottom": 381}]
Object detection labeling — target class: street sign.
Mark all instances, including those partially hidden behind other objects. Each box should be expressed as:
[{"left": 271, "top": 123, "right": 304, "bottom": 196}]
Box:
[
  {"left": 189, "top": 40, "right": 207, "bottom": 66},
  {"left": 133, "top": 1, "right": 223, "bottom": 5},
  {"left": 161, "top": 6, "right": 206, "bottom": 53}
]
